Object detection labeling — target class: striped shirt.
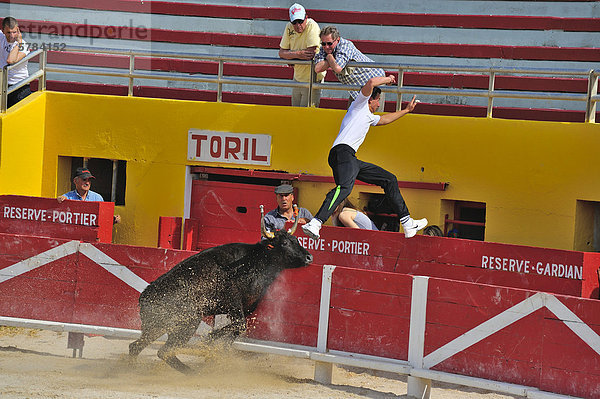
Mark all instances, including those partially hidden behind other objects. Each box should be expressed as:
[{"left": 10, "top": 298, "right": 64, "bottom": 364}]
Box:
[{"left": 315, "top": 37, "right": 384, "bottom": 99}]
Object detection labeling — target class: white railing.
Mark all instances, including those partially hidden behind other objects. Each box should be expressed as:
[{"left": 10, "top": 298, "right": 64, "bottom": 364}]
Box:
[
  {"left": 1, "top": 46, "right": 598, "bottom": 123},
  {"left": 0, "top": 49, "right": 45, "bottom": 112}
]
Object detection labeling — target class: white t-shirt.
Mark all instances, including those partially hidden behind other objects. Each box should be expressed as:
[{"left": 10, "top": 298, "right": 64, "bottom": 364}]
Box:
[
  {"left": 0, "top": 31, "right": 9, "bottom": 68},
  {"left": 331, "top": 91, "right": 381, "bottom": 152},
  {"left": 7, "top": 40, "right": 30, "bottom": 85}
]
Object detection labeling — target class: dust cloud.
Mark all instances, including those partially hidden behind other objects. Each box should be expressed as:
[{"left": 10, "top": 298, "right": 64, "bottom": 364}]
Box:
[{"left": 0, "top": 327, "right": 515, "bottom": 399}]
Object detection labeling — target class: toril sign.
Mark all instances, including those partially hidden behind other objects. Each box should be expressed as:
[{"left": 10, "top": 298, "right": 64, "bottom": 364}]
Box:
[{"left": 188, "top": 130, "right": 271, "bottom": 166}]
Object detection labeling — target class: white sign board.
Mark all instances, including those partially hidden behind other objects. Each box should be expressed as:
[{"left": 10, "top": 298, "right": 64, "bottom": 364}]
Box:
[{"left": 188, "top": 130, "right": 271, "bottom": 166}]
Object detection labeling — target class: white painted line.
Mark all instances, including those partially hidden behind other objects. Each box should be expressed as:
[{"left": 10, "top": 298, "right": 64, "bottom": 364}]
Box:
[
  {"left": 0, "top": 240, "right": 79, "bottom": 284},
  {"left": 527, "top": 389, "right": 580, "bottom": 398},
  {"left": 312, "top": 352, "right": 411, "bottom": 374},
  {"left": 233, "top": 341, "right": 311, "bottom": 359},
  {"left": 412, "top": 368, "right": 533, "bottom": 397},
  {"left": 408, "top": 276, "right": 429, "bottom": 368},
  {"left": 79, "top": 243, "right": 149, "bottom": 293},
  {"left": 0, "top": 315, "right": 141, "bottom": 339},
  {"left": 317, "top": 264, "right": 335, "bottom": 353},
  {"left": 543, "top": 294, "right": 600, "bottom": 356},
  {"left": 423, "top": 292, "right": 545, "bottom": 369}
]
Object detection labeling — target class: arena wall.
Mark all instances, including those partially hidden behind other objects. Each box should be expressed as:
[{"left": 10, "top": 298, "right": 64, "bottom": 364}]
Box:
[{"left": 0, "top": 233, "right": 598, "bottom": 398}]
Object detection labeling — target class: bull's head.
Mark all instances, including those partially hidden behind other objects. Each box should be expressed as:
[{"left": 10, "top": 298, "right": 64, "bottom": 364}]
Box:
[
  {"left": 259, "top": 204, "right": 312, "bottom": 269},
  {"left": 260, "top": 204, "right": 299, "bottom": 238}
]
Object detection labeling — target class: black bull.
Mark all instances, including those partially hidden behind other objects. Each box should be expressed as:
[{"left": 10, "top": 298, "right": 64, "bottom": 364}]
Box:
[{"left": 129, "top": 208, "right": 313, "bottom": 374}]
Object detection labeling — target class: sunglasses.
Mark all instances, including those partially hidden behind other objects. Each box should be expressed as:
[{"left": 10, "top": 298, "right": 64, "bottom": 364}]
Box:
[
  {"left": 291, "top": 19, "right": 305, "bottom": 25},
  {"left": 321, "top": 41, "right": 335, "bottom": 46}
]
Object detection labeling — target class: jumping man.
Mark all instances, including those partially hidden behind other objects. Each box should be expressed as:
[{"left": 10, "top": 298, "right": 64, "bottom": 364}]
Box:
[{"left": 302, "top": 75, "right": 427, "bottom": 240}]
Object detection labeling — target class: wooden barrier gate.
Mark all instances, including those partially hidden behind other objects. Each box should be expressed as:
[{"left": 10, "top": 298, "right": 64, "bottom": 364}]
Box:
[{"left": 0, "top": 233, "right": 599, "bottom": 398}]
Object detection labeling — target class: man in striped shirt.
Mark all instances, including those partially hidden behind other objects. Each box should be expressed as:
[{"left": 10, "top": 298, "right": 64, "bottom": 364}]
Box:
[{"left": 314, "top": 26, "right": 385, "bottom": 111}]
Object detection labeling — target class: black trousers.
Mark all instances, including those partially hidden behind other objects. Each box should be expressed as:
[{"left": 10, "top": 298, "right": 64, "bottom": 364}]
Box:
[
  {"left": 314, "top": 144, "right": 410, "bottom": 223},
  {"left": 8, "top": 83, "right": 32, "bottom": 108}
]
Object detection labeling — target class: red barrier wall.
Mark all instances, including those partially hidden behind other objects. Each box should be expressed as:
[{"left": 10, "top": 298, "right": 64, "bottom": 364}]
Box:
[
  {"left": 157, "top": 216, "right": 182, "bottom": 249},
  {"left": 1, "top": 233, "right": 599, "bottom": 397},
  {"left": 0, "top": 195, "right": 115, "bottom": 243},
  {"left": 190, "top": 222, "right": 599, "bottom": 299},
  {"left": 0, "top": 233, "right": 194, "bottom": 329}
]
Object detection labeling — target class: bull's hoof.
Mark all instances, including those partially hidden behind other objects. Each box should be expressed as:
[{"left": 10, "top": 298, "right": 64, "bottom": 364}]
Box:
[{"left": 167, "top": 360, "right": 195, "bottom": 375}]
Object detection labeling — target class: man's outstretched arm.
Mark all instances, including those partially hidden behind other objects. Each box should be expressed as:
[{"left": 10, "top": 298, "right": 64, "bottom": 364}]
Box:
[{"left": 377, "top": 95, "right": 417, "bottom": 126}]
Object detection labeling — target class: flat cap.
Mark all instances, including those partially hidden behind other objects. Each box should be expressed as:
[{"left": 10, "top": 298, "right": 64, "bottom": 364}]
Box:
[{"left": 274, "top": 184, "right": 294, "bottom": 194}]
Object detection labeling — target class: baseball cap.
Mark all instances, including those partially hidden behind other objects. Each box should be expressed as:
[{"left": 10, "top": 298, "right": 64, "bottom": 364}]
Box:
[
  {"left": 289, "top": 3, "right": 306, "bottom": 22},
  {"left": 74, "top": 167, "right": 95, "bottom": 179},
  {"left": 274, "top": 184, "right": 294, "bottom": 194}
]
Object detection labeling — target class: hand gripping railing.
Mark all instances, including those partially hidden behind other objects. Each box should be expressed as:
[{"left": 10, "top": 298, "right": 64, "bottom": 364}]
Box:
[{"left": 1, "top": 46, "right": 598, "bottom": 123}]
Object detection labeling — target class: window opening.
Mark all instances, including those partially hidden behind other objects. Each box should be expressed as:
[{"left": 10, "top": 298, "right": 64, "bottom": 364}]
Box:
[
  {"left": 444, "top": 201, "right": 486, "bottom": 240},
  {"left": 65, "top": 157, "right": 127, "bottom": 205}
]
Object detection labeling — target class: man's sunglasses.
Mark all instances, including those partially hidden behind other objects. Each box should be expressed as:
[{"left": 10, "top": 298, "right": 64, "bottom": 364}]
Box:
[
  {"left": 321, "top": 41, "right": 335, "bottom": 46},
  {"left": 291, "top": 19, "right": 305, "bottom": 25}
]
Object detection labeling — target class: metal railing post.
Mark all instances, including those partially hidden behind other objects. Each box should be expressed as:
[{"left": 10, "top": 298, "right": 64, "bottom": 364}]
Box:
[
  {"left": 217, "top": 60, "right": 224, "bottom": 102},
  {"left": 396, "top": 68, "right": 404, "bottom": 111},
  {"left": 0, "top": 66, "right": 7, "bottom": 113},
  {"left": 111, "top": 160, "right": 118, "bottom": 202},
  {"left": 585, "top": 70, "right": 597, "bottom": 123},
  {"left": 308, "top": 61, "right": 314, "bottom": 107},
  {"left": 487, "top": 70, "right": 496, "bottom": 118},
  {"left": 128, "top": 53, "right": 135, "bottom": 96},
  {"left": 40, "top": 49, "right": 47, "bottom": 91}
]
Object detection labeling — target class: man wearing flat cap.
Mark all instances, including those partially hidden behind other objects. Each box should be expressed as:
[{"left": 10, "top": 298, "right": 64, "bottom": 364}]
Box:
[
  {"left": 57, "top": 167, "right": 121, "bottom": 223},
  {"left": 263, "top": 184, "right": 312, "bottom": 233}
]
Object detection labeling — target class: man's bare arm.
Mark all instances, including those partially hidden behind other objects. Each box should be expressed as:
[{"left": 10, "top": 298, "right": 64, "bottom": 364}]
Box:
[
  {"left": 361, "top": 75, "right": 395, "bottom": 97},
  {"left": 377, "top": 96, "right": 417, "bottom": 125},
  {"left": 279, "top": 47, "right": 317, "bottom": 60}
]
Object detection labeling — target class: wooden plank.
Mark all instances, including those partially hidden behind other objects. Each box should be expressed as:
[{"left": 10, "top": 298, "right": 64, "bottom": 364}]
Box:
[{"left": 328, "top": 308, "right": 409, "bottom": 360}]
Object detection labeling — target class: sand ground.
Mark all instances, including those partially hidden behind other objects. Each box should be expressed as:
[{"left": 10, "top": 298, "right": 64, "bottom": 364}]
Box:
[{"left": 0, "top": 327, "right": 517, "bottom": 399}]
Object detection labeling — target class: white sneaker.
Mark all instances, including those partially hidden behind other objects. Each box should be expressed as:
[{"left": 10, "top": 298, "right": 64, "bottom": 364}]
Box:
[
  {"left": 302, "top": 218, "right": 322, "bottom": 240},
  {"left": 403, "top": 218, "right": 428, "bottom": 238}
]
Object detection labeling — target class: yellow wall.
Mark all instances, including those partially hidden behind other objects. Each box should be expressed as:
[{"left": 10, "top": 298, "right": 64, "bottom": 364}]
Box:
[
  {"left": 2, "top": 91, "right": 599, "bottom": 250},
  {"left": 0, "top": 92, "right": 46, "bottom": 195}
]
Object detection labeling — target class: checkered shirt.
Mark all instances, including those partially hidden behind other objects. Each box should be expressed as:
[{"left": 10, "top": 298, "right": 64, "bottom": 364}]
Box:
[{"left": 315, "top": 37, "right": 385, "bottom": 99}]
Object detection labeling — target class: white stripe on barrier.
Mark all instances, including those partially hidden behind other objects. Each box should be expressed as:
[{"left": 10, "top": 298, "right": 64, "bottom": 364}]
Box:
[
  {"left": 423, "top": 292, "right": 600, "bottom": 370},
  {"left": 423, "top": 292, "right": 545, "bottom": 369},
  {"left": 79, "top": 243, "right": 149, "bottom": 293},
  {"left": 408, "top": 276, "right": 432, "bottom": 398},
  {"left": 317, "top": 264, "right": 335, "bottom": 353},
  {"left": 0, "top": 240, "right": 79, "bottom": 284},
  {"left": 0, "top": 240, "right": 150, "bottom": 293},
  {"left": 543, "top": 294, "right": 600, "bottom": 356},
  {"left": 408, "top": 276, "right": 429, "bottom": 368}
]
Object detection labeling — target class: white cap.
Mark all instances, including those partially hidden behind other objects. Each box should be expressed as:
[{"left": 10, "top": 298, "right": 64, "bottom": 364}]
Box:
[{"left": 289, "top": 3, "right": 306, "bottom": 22}]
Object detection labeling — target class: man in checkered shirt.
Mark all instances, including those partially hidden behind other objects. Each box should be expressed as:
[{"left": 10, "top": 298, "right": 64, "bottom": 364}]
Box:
[{"left": 314, "top": 26, "right": 386, "bottom": 111}]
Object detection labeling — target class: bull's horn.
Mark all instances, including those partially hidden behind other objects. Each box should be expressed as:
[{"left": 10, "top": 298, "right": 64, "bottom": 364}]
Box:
[
  {"left": 260, "top": 205, "right": 274, "bottom": 238},
  {"left": 287, "top": 204, "right": 299, "bottom": 235}
]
